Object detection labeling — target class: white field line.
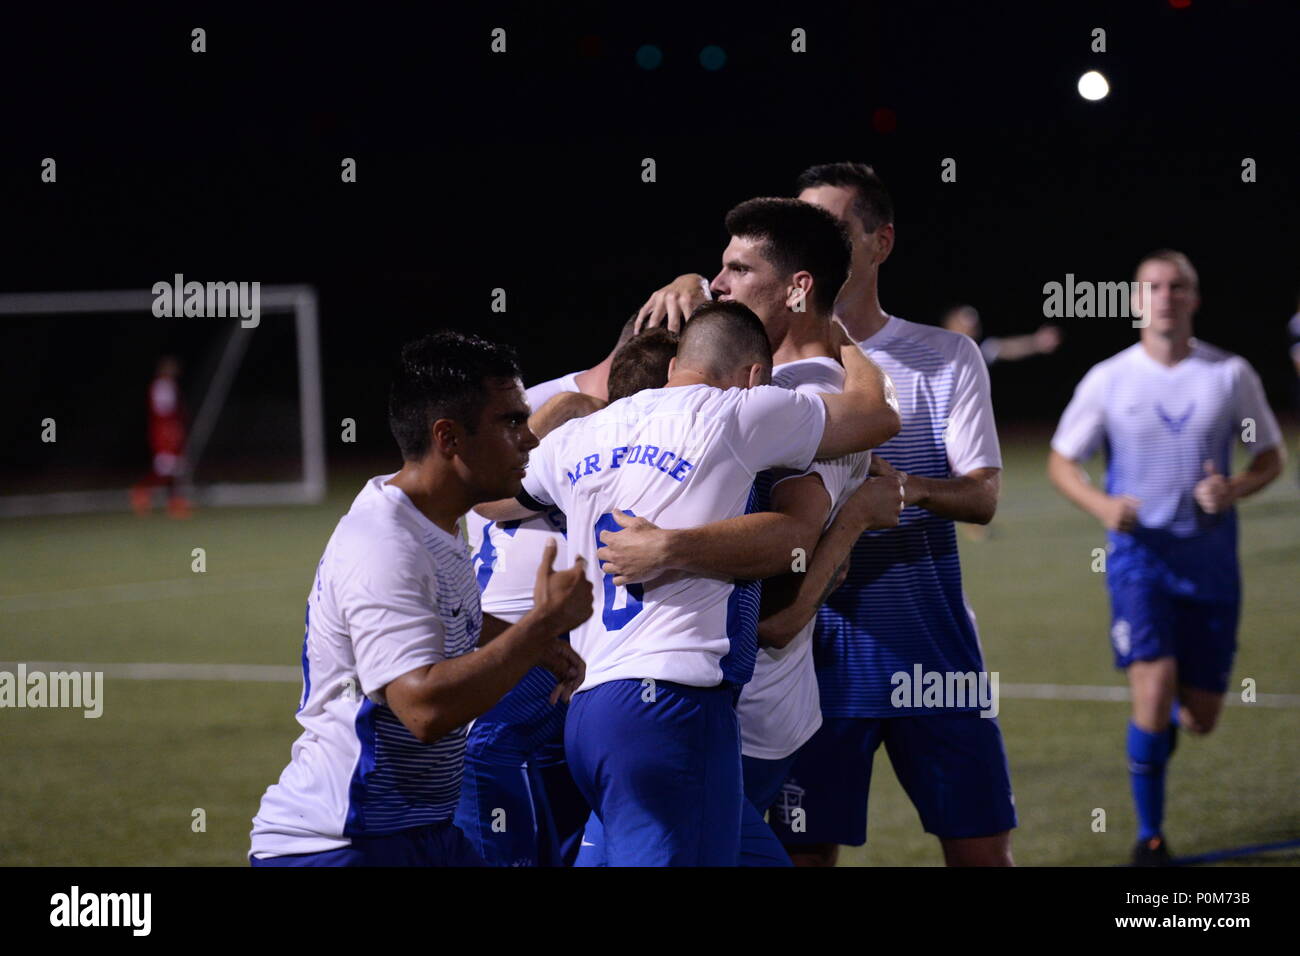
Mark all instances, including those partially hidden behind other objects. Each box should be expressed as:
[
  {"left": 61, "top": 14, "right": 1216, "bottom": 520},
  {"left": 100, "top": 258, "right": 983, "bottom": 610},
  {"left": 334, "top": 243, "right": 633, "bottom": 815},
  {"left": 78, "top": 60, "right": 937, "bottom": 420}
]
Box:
[
  {"left": 0, "top": 573, "right": 306, "bottom": 613},
  {"left": 0, "top": 660, "right": 301, "bottom": 683},
  {"left": 0, "top": 662, "right": 1296, "bottom": 708}
]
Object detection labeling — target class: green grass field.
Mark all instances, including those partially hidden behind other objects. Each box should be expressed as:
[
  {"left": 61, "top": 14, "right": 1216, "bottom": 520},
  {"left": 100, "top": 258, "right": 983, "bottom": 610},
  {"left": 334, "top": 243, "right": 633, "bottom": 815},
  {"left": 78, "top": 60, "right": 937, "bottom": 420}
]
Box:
[{"left": 2, "top": 433, "right": 1297, "bottom": 866}]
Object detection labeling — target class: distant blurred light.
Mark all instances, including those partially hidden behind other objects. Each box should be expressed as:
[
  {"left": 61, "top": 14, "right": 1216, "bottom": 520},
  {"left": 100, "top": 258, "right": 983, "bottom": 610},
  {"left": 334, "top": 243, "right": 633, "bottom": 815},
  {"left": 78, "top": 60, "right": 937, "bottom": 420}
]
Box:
[
  {"left": 1077, "top": 70, "right": 1109, "bottom": 101},
  {"left": 871, "top": 107, "right": 897, "bottom": 134},
  {"left": 1169, "top": 0, "right": 1191, "bottom": 9},
  {"left": 699, "top": 45, "right": 727, "bottom": 70},
  {"left": 636, "top": 44, "right": 663, "bottom": 70}
]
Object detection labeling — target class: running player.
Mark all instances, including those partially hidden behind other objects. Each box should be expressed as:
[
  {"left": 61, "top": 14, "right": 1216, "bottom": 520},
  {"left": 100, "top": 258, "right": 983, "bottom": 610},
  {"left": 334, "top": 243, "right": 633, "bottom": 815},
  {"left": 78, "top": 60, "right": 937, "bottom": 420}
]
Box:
[
  {"left": 249, "top": 331, "right": 591, "bottom": 866},
  {"left": 479, "top": 302, "right": 898, "bottom": 865},
  {"left": 635, "top": 163, "right": 1014, "bottom": 866},
  {"left": 1048, "top": 250, "right": 1284, "bottom": 865},
  {"left": 455, "top": 329, "right": 677, "bottom": 866}
]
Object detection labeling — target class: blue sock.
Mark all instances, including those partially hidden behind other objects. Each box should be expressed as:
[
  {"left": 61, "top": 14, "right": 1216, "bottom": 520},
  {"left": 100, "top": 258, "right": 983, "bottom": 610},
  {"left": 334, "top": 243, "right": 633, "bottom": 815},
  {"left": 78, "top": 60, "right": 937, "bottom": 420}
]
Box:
[{"left": 1127, "top": 722, "right": 1173, "bottom": 842}]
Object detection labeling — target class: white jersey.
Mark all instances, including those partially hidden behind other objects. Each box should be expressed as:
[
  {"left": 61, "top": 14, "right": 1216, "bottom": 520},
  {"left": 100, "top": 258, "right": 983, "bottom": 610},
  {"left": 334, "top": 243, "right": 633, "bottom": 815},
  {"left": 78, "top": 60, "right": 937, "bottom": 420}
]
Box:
[
  {"left": 738, "top": 358, "right": 870, "bottom": 759},
  {"left": 520, "top": 383, "right": 828, "bottom": 692},
  {"left": 1051, "top": 340, "right": 1282, "bottom": 535},
  {"left": 465, "top": 373, "right": 581, "bottom": 623},
  {"left": 815, "top": 315, "right": 1002, "bottom": 717},
  {"left": 250, "top": 475, "right": 480, "bottom": 858}
]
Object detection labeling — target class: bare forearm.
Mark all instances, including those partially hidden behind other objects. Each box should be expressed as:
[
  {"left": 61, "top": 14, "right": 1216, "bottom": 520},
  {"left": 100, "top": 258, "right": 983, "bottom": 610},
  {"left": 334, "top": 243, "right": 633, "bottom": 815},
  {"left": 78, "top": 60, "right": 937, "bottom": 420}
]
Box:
[
  {"left": 529, "top": 392, "right": 605, "bottom": 438},
  {"left": 393, "top": 608, "right": 560, "bottom": 741},
  {"left": 904, "top": 470, "right": 1000, "bottom": 525},
  {"left": 478, "top": 613, "right": 512, "bottom": 645},
  {"left": 1047, "top": 451, "right": 1110, "bottom": 522},
  {"left": 664, "top": 512, "right": 819, "bottom": 580},
  {"left": 1229, "top": 447, "right": 1284, "bottom": 500},
  {"left": 988, "top": 335, "right": 1036, "bottom": 362},
  {"left": 758, "top": 514, "right": 860, "bottom": 647},
  {"left": 474, "top": 497, "right": 537, "bottom": 522}
]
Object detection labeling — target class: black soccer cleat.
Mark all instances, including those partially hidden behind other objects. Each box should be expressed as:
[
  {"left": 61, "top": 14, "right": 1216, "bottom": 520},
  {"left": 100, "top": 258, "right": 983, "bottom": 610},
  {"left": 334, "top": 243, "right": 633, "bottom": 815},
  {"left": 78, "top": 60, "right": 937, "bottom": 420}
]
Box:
[{"left": 1131, "top": 834, "right": 1173, "bottom": 866}]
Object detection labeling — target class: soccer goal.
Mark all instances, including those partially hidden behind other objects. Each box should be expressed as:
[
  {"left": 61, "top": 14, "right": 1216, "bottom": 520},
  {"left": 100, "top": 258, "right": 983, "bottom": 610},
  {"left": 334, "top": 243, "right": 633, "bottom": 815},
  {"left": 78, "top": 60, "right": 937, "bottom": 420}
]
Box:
[{"left": 0, "top": 285, "right": 325, "bottom": 517}]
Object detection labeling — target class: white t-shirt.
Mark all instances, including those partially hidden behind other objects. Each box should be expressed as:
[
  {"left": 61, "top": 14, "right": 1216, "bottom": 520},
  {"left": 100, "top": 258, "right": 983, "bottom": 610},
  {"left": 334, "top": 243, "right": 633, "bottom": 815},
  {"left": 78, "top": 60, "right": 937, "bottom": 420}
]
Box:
[
  {"left": 465, "top": 373, "right": 582, "bottom": 623},
  {"left": 520, "top": 383, "right": 828, "bottom": 692},
  {"left": 738, "top": 357, "right": 870, "bottom": 759},
  {"left": 250, "top": 475, "right": 481, "bottom": 858}
]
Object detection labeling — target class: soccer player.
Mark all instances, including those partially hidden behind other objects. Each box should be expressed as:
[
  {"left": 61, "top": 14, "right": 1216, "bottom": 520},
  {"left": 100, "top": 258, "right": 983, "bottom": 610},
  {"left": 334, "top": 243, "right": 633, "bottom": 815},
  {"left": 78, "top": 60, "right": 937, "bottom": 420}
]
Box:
[
  {"left": 1048, "top": 250, "right": 1284, "bottom": 865},
  {"left": 635, "top": 163, "right": 1014, "bottom": 867},
  {"left": 456, "top": 329, "right": 677, "bottom": 867},
  {"left": 249, "top": 331, "right": 592, "bottom": 867},
  {"left": 597, "top": 198, "right": 907, "bottom": 865},
  {"left": 131, "top": 356, "right": 191, "bottom": 518},
  {"left": 941, "top": 304, "right": 1062, "bottom": 366},
  {"left": 479, "top": 302, "right": 898, "bottom": 865}
]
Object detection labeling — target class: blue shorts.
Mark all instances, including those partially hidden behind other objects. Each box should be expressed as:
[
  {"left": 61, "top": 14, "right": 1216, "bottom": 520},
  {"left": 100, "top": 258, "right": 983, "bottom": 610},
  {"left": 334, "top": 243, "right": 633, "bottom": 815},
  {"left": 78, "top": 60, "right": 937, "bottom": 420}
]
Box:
[
  {"left": 565, "top": 678, "right": 743, "bottom": 866},
  {"left": 739, "top": 753, "right": 797, "bottom": 867},
  {"left": 250, "top": 821, "right": 483, "bottom": 867},
  {"left": 573, "top": 810, "right": 606, "bottom": 866},
  {"left": 1107, "top": 573, "right": 1239, "bottom": 693},
  {"left": 571, "top": 752, "right": 794, "bottom": 867},
  {"left": 453, "top": 753, "right": 588, "bottom": 866},
  {"left": 769, "top": 714, "right": 1017, "bottom": 846}
]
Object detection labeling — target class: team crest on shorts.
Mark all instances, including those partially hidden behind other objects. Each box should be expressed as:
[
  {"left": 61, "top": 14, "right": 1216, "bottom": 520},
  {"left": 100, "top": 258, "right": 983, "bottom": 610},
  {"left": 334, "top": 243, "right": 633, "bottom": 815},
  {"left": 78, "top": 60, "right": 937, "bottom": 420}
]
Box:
[
  {"left": 1111, "top": 619, "right": 1131, "bottom": 656},
  {"left": 774, "top": 779, "right": 806, "bottom": 826}
]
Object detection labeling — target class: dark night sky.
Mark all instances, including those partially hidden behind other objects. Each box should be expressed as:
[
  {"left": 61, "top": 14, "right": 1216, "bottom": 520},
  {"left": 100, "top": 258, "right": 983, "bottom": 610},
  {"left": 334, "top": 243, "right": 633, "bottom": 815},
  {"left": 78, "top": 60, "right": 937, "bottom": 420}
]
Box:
[{"left": 2, "top": 0, "right": 1297, "bottom": 473}]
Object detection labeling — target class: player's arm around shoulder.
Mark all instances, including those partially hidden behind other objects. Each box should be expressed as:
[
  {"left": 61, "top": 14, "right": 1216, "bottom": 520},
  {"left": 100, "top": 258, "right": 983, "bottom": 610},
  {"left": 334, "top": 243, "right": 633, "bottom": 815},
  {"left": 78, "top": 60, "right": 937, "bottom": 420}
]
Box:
[
  {"left": 758, "top": 469, "right": 903, "bottom": 648},
  {"left": 383, "top": 540, "right": 592, "bottom": 743},
  {"left": 814, "top": 321, "right": 901, "bottom": 459}
]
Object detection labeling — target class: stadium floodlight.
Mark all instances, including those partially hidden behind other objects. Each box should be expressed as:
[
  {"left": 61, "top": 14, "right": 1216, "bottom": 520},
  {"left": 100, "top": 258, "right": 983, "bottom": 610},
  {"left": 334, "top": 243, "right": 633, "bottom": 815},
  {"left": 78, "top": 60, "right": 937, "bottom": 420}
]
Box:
[{"left": 0, "top": 285, "right": 325, "bottom": 517}]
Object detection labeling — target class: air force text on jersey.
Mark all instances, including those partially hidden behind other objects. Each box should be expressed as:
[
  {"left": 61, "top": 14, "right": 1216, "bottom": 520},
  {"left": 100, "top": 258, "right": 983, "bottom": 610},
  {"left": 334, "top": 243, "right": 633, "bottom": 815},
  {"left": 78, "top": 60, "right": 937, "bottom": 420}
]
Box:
[{"left": 565, "top": 444, "right": 696, "bottom": 487}]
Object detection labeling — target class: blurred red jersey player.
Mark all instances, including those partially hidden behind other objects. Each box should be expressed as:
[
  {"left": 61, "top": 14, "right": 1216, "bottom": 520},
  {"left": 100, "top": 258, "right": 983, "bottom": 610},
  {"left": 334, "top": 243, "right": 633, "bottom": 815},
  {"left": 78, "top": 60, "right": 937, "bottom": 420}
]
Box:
[{"left": 131, "top": 356, "right": 192, "bottom": 518}]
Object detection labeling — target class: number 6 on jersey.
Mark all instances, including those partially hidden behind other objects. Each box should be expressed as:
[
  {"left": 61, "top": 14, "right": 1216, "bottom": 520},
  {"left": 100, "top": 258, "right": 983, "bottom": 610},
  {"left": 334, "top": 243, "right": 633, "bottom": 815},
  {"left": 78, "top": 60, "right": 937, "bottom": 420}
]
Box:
[{"left": 594, "top": 511, "right": 644, "bottom": 629}]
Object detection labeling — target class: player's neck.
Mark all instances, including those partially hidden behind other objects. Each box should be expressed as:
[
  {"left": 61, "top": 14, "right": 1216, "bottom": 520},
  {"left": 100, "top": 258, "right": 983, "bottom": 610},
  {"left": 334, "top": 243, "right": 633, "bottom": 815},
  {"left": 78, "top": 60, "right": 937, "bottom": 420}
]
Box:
[
  {"left": 772, "top": 312, "right": 836, "bottom": 365},
  {"left": 573, "top": 359, "right": 610, "bottom": 401},
  {"left": 1140, "top": 331, "right": 1194, "bottom": 367},
  {"left": 833, "top": 271, "right": 889, "bottom": 342},
  {"left": 386, "top": 464, "right": 468, "bottom": 536}
]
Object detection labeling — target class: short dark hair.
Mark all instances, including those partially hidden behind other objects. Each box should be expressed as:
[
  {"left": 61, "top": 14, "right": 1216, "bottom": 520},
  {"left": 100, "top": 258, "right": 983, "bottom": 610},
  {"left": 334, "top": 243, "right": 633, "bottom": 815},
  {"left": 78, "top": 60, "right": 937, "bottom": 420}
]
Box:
[
  {"left": 388, "top": 330, "right": 521, "bottom": 460},
  {"left": 724, "top": 197, "right": 851, "bottom": 315},
  {"left": 676, "top": 301, "right": 772, "bottom": 377},
  {"left": 607, "top": 328, "right": 679, "bottom": 403},
  {"left": 795, "top": 161, "right": 894, "bottom": 233}
]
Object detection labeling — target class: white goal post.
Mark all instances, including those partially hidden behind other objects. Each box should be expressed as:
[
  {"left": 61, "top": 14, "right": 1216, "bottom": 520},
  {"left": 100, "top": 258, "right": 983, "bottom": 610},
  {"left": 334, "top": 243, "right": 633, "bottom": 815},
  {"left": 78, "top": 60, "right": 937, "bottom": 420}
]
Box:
[{"left": 0, "top": 285, "right": 325, "bottom": 516}]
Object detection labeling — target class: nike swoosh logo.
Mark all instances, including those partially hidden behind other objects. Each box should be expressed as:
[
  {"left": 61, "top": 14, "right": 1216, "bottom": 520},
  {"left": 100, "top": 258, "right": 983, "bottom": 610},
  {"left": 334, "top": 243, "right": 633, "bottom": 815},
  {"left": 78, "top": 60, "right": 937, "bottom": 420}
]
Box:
[{"left": 580, "top": 840, "right": 595, "bottom": 847}]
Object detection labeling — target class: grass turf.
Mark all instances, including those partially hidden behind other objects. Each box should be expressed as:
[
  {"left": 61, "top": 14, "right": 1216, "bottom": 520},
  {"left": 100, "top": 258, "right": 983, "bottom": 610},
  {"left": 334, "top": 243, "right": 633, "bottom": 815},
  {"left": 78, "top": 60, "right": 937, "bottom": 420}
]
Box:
[{"left": 1, "top": 433, "right": 1297, "bottom": 866}]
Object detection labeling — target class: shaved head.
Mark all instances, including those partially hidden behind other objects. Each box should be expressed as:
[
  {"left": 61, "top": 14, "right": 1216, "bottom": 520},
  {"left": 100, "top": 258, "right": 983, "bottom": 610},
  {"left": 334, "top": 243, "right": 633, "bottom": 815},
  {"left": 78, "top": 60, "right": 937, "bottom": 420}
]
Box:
[{"left": 675, "top": 301, "right": 772, "bottom": 380}]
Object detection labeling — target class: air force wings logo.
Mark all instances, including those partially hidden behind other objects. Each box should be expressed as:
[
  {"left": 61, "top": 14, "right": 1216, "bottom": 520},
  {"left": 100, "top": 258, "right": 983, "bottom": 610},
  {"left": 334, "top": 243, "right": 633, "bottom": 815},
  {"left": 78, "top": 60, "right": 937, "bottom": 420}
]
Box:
[{"left": 1154, "top": 402, "right": 1195, "bottom": 434}]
